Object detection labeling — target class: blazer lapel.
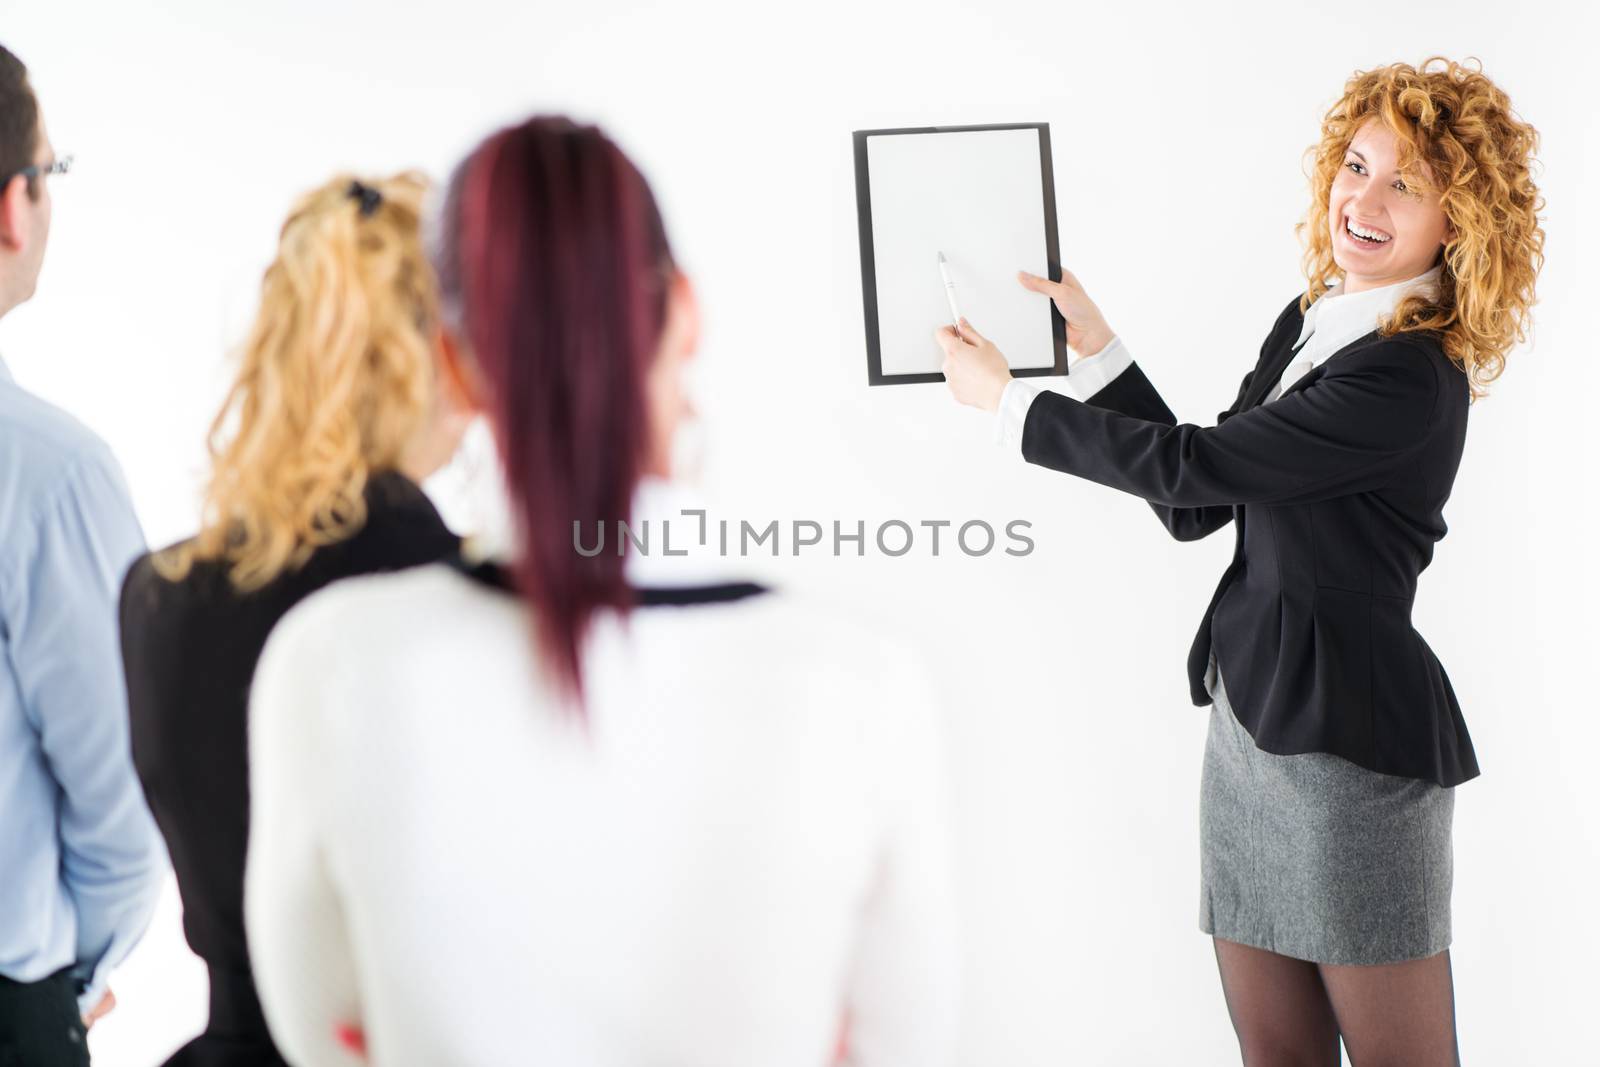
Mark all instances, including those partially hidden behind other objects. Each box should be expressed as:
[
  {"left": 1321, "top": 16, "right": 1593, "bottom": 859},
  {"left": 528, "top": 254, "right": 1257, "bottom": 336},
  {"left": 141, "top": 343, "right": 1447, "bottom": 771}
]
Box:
[
  {"left": 1245, "top": 330, "right": 1311, "bottom": 410},
  {"left": 1272, "top": 327, "right": 1385, "bottom": 404}
]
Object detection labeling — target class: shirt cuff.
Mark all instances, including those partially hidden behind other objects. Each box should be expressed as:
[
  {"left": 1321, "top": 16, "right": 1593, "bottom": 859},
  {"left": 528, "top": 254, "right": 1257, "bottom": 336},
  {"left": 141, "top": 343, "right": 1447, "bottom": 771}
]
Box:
[
  {"left": 76, "top": 972, "right": 104, "bottom": 1019},
  {"left": 1062, "top": 334, "right": 1132, "bottom": 400},
  {"left": 993, "top": 378, "right": 1042, "bottom": 454}
]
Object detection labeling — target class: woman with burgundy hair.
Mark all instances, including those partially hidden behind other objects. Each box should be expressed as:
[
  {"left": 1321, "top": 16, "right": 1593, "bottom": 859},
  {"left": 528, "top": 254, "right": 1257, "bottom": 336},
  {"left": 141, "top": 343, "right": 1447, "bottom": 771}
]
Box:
[{"left": 241, "top": 115, "right": 960, "bottom": 1067}]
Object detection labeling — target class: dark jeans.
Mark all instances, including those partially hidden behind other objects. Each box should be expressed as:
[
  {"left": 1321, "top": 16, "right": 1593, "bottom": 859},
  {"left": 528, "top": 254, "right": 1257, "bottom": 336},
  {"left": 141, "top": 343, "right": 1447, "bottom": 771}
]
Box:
[{"left": 0, "top": 967, "right": 89, "bottom": 1067}]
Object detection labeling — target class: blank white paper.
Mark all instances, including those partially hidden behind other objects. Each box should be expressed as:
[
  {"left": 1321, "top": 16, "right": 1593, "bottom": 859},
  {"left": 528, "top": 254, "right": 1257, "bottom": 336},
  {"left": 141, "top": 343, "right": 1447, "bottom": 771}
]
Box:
[{"left": 865, "top": 127, "right": 1058, "bottom": 378}]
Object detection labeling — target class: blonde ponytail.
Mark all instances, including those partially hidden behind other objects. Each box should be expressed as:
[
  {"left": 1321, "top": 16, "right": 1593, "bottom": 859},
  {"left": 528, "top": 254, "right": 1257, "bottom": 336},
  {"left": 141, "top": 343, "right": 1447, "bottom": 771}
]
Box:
[{"left": 156, "top": 171, "right": 439, "bottom": 590}]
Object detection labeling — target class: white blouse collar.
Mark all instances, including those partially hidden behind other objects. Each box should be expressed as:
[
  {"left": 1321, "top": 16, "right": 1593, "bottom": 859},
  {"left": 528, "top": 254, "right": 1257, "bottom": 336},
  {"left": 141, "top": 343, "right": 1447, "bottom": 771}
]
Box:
[{"left": 1292, "top": 263, "right": 1444, "bottom": 364}]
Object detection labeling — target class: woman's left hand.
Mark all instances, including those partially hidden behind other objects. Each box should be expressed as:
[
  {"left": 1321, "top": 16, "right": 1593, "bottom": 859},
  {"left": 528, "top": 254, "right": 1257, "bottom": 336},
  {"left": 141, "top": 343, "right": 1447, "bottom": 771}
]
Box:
[
  {"left": 334, "top": 1022, "right": 368, "bottom": 1060},
  {"left": 934, "top": 318, "right": 1012, "bottom": 413}
]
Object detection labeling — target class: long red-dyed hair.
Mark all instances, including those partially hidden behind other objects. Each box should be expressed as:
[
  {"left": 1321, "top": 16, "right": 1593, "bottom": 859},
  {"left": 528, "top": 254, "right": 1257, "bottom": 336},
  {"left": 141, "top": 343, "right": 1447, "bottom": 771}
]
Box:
[{"left": 436, "top": 116, "right": 674, "bottom": 705}]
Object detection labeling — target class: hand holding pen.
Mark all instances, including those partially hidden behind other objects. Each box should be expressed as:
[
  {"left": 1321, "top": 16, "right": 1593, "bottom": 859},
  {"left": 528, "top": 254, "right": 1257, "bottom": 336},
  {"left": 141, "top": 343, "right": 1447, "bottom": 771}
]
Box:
[
  {"left": 934, "top": 258, "right": 1120, "bottom": 412},
  {"left": 932, "top": 252, "right": 1006, "bottom": 410}
]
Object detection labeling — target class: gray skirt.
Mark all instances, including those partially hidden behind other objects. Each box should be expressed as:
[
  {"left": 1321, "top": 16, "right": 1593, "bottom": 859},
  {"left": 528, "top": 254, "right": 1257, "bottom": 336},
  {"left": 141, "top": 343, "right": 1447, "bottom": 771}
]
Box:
[{"left": 1198, "top": 654, "right": 1455, "bottom": 965}]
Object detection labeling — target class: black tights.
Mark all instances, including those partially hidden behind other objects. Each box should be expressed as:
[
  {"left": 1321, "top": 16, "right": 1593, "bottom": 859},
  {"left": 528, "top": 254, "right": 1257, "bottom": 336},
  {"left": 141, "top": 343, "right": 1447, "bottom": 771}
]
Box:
[{"left": 1212, "top": 937, "right": 1461, "bottom": 1067}]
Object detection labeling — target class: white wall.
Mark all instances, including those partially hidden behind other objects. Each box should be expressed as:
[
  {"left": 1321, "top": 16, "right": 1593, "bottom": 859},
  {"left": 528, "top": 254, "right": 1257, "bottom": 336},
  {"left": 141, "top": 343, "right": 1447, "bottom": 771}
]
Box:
[{"left": 2, "top": 0, "right": 1594, "bottom": 1062}]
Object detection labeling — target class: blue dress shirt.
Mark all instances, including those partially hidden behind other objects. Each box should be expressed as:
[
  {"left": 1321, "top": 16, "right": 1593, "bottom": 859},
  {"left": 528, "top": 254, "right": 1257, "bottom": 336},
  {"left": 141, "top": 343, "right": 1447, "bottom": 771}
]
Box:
[{"left": 0, "top": 356, "right": 164, "bottom": 1014}]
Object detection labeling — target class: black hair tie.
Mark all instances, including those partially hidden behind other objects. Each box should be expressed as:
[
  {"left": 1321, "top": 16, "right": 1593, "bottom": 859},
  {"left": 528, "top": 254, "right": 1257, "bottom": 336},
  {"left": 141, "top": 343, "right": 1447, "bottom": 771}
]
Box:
[{"left": 347, "top": 180, "right": 383, "bottom": 218}]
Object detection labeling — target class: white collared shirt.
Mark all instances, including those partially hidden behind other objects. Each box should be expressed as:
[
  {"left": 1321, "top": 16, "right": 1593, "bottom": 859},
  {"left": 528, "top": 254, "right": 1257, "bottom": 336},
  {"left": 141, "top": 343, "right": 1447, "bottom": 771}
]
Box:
[
  {"left": 245, "top": 476, "right": 961, "bottom": 1067},
  {"left": 994, "top": 265, "right": 1446, "bottom": 451}
]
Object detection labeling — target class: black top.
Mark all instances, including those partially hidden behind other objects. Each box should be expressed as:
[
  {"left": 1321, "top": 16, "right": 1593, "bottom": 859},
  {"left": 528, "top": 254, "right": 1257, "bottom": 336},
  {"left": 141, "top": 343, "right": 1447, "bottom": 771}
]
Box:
[
  {"left": 119, "top": 471, "right": 460, "bottom": 1066},
  {"left": 1025, "top": 293, "right": 1478, "bottom": 787}
]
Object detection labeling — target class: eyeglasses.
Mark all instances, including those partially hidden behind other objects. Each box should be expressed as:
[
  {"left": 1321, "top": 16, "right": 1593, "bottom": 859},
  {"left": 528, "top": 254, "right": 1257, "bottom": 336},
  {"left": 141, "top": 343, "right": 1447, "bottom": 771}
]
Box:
[{"left": 4, "top": 153, "right": 73, "bottom": 187}]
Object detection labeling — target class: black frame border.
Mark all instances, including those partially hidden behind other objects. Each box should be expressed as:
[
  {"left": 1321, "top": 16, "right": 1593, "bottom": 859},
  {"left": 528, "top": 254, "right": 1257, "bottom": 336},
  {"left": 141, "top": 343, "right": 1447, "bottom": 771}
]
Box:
[{"left": 853, "top": 122, "right": 1069, "bottom": 387}]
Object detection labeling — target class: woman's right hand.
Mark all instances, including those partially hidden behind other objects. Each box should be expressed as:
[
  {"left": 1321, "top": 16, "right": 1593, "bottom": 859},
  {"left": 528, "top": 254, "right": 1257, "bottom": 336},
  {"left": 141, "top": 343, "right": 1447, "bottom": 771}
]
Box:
[{"left": 1018, "top": 267, "right": 1116, "bottom": 360}]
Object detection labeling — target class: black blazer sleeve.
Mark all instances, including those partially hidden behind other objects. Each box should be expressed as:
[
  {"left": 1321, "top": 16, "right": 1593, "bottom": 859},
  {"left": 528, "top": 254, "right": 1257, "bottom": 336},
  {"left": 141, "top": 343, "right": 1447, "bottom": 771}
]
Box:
[
  {"left": 1073, "top": 297, "right": 1301, "bottom": 541},
  {"left": 1022, "top": 335, "right": 1443, "bottom": 509},
  {"left": 1079, "top": 360, "right": 1257, "bottom": 541}
]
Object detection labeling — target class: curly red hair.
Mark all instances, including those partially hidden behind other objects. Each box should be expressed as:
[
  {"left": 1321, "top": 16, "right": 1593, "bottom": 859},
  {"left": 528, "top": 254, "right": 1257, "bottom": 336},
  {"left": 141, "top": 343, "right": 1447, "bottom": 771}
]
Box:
[{"left": 1295, "top": 56, "right": 1545, "bottom": 401}]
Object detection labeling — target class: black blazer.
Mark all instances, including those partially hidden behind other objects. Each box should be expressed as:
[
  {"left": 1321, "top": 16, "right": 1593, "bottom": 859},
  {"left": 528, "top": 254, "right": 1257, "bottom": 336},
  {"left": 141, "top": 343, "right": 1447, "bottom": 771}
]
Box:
[
  {"left": 118, "top": 470, "right": 460, "bottom": 1066},
  {"left": 1021, "top": 293, "right": 1479, "bottom": 787}
]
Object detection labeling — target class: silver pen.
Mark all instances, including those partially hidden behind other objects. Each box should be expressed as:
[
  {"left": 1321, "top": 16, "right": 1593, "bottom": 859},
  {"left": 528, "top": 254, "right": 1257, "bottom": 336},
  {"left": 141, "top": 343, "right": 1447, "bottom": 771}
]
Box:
[{"left": 937, "top": 251, "right": 964, "bottom": 335}]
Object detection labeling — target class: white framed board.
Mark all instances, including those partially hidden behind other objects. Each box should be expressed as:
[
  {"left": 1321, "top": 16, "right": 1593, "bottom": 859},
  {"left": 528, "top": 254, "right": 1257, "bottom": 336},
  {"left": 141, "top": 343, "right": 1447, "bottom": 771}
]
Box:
[{"left": 853, "top": 123, "right": 1069, "bottom": 386}]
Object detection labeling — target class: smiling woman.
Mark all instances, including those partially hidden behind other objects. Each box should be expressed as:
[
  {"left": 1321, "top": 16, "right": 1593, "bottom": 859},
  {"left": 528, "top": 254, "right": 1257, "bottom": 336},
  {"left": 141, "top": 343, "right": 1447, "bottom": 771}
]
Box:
[
  {"left": 1299, "top": 56, "right": 1545, "bottom": 398},
  {"left": 937, "top": 54, "right": 1545, "bottom": 1067},
  {"left": 1328, "top": 127, "right": 1454, "bottom": 275}
]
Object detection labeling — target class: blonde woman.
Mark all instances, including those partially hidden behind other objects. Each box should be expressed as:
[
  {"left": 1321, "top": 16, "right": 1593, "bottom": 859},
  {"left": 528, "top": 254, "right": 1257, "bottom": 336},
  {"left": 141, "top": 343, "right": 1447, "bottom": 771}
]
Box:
[
  {"left": 118, "top": 173, "right": 469, "bottom": 1067},
  {"left": 938, "top": 57, "right": 1542, "bottom": 1064}
]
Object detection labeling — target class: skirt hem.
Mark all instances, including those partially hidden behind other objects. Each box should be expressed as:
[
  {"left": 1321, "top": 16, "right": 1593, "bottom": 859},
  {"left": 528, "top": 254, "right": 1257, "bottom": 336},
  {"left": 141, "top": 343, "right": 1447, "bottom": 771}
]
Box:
[{"left": 1197, "top": 913, "right": 1453, "bottom": 967}]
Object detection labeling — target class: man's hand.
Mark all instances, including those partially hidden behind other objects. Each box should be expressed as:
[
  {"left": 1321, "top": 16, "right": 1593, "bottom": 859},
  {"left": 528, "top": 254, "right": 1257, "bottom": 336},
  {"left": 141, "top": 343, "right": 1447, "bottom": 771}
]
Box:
[
  {"left": 82, "top": 988, "right": 116, "bottom": 1030},
  {"left": 934, "top": 318, "right": 1012, "bottom": 413}
]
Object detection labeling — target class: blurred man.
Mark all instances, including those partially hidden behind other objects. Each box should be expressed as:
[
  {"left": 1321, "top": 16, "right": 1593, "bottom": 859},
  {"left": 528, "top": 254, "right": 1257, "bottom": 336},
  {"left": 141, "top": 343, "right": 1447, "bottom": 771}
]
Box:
[{"left": 0, "top": 41, "right": 164, "bottom": 1066}]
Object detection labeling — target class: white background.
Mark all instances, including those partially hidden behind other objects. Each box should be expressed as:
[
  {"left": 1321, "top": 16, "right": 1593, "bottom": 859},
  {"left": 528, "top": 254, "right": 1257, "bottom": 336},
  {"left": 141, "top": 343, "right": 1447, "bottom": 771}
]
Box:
[{"left": 3, "top": 0, "right": 1596, "bottom": 1063}]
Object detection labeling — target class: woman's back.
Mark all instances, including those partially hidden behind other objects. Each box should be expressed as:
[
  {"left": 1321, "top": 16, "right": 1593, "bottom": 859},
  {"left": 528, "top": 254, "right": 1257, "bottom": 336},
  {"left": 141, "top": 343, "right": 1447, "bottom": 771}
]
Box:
[{"left": 245, "top": 558, "right": 959, "bottom": 1067}]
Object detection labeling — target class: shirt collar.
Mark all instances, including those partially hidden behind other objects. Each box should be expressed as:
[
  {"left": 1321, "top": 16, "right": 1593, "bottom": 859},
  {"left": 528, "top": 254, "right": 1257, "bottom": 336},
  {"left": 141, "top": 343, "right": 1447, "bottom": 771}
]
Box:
[
  {"left": 365, "top": 468, "right": 455, "bottom": 536},
  {"left": 1293, "top": 263, "right": 1444, "bottom": 366},
  {"left": 0, "top": 355, "right": 12, "bottom": 385}
]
